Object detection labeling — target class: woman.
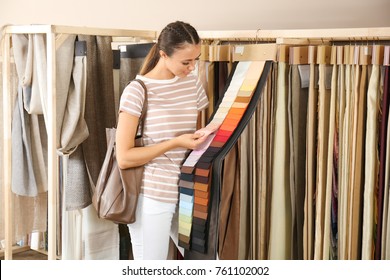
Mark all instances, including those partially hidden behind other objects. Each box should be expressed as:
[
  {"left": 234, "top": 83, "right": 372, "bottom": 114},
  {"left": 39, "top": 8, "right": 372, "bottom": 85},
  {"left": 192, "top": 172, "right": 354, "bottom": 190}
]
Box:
[{"left": 116, "top": 21, "right": 209, "bottom": 260}]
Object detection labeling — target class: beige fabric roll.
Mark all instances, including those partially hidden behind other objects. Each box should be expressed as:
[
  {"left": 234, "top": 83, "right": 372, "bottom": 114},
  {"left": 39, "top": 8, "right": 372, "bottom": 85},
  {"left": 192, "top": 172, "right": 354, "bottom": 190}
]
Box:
[
  {"left": 304, "top": 62, "right": 318, "bottom": 260},
  {"left": 349, "top": 63, "right": 367, "bottom": 259},
  {"left": 339, "top": 61, "right": 352, "bottom": 259},
  {"left": 82, "top": 205, "right": 119, "bottom": 259},
  {"left": 58, "top": 55, "right": 89, "bottom": 154},
  {"left": 264, "top": 65, "right": 276, "bottom": 259},
  {"left": 288, "top": 64, "right": 309, "bottom": 259},
  {"left": 314, "top": 60, "right": 331, "bottom": 260},
  {"left": 259, "top": 72, "right": 274, "bottom": 260},
  {"left": 323, "top": 62, "right": 337, "bottom": 259},
  {"left": 269, "top": 62, "right": 292, "bottom": 259},
  {"left": 11, "top": 34, "right": 44, "bottom": 115},
  {"left": 336, "top": 61, "right": 345, "bottom": 259},
  {"left": 362, "top": 65, "right": 381, "bottom": 259}
]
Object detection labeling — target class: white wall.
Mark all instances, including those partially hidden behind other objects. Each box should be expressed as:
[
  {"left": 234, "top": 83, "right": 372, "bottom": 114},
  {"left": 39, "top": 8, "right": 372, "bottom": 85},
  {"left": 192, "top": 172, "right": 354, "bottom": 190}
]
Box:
[{"left": 0, "top": 0, "right": 389, "bottom": 32}]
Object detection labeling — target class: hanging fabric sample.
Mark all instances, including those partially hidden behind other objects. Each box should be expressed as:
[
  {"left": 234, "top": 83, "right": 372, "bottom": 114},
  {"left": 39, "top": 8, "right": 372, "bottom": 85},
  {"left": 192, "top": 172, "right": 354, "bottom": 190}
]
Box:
[
  {"left": 118, "top": 43, "right": 154, "bottom": 95},
  {"left": 380, "top": 46, "right": 390, "bottom": 259},
  {"left": 269, "top": 58, "right": 292, "bottom": 259},
  {"left": 231, "top": 62, "right": 274, "bottom": 260},
  {"left": 362, "top": 45, "right": 382, "bottom": 259},
  {"left": 376, "top": 63, "right": 390, "bottom": 259},
  {"left": 382, "top": 64, "right": 390, "bottom": 259},
  {"left": 197, "top": 46, "right": 211, "bottom": 123},
  {"left": 322, "top": 46, "right": 338, "bottom": 260},
  {"left": 60, "top": 35, "right": 119, "bottom": 259},
  {"left": 58, "top": 39, "right": 89, "bottom": 155},
  {"left": 303, "top": 46, "right": 318, "bottom": 260},
  {"left": 178, "top": 60, "right": 272, "bottom": 259},
  {"left": 78, "top": 35, "right": 117, "bottom": 186},
  {"left": 217, "top": 138, "right": 240, "bottom": 259},
  {"left": 59, "top": 39, "right": 91, "bottom": 211},
  {"left": 288, "top": 47, "right": 309, "bottom": 260},
  {"left": 11, "top": 34, "right": 49, "bottom": 196},
  {"left": 0, "top": 52, "right": 48, "bottom": 243},
  {"left": 313, "top": 46, "right": 332, "bottom": 260},
  {"left": 216, "top": 62, "right": 273, "bottom": 259},
  {"left": 348, "top": 46, "right": 368, "bottom": 260}
]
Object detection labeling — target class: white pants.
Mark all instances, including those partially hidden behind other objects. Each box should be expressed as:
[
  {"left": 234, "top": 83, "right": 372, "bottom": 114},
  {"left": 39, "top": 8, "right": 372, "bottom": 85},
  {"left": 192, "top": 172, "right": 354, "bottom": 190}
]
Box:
[{"left": 128, "top": 195, "right": 176, "bottom": 260}]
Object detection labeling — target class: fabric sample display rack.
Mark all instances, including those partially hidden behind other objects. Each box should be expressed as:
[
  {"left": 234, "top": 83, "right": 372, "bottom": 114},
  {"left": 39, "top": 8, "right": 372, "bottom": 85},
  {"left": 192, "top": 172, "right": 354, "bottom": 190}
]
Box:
[{"left": 2, "top": 25, "right": 390, "bottom": 260}]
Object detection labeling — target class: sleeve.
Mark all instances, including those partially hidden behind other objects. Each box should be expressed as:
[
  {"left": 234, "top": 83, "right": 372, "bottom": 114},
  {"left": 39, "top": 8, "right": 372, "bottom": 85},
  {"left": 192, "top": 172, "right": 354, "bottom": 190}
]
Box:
[
  {"left": 195, "top": 76, "right": 209, "bottom": 111},
  {"left": 119, "top": 80, "right": 146, "bottom": 117}
]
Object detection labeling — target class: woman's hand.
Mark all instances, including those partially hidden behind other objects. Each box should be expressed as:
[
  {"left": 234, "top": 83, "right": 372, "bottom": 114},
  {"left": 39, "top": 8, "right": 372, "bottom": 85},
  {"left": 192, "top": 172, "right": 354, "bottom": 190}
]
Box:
[{"left": 176, "top": 132, "right": 206, "bottom": 150}]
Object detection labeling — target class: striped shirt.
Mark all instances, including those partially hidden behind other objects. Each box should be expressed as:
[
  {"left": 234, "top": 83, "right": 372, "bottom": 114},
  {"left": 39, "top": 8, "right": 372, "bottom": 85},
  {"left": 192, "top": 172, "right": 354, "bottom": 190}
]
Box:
[{"left": 119, "top": 73, "right": 209, "bottom": 204}]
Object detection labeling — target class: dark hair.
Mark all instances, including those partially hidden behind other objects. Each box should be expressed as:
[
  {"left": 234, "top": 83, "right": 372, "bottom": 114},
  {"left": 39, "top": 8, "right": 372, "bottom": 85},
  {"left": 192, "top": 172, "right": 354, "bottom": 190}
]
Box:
[{"left": 140, "top": 21, "right": 200, "bottom": 75}]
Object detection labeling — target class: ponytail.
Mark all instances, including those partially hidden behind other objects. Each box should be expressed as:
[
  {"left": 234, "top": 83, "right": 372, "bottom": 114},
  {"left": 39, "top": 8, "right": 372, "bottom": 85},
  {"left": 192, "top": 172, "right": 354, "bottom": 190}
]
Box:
[{"left": 139, "top": 43, "right": 159, "bottom": 75}]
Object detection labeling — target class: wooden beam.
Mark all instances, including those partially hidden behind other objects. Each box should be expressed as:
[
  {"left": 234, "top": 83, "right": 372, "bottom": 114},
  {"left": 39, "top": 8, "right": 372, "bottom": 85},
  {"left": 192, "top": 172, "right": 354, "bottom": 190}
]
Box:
[
  {"left": 2, "top": 33, "right": 13, "bottom": 260},
  {"left": 46, "top": 31, "right": 57, "bottom": 260},
  {"left": 5, "top": 25, "right": 157, "bottom": 39},
  {"left": 198, "top": 27, "right": 390, "bottom": 41}
]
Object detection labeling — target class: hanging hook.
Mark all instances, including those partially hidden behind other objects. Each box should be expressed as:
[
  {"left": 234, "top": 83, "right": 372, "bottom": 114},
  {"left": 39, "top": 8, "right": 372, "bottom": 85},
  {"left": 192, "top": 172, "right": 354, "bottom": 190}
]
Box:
[
  {"left": 255, "top": 28, "right": 262, "bottom": 44},
  {"left": 373, "top": 36, "right": 379, "bottom": 46}
]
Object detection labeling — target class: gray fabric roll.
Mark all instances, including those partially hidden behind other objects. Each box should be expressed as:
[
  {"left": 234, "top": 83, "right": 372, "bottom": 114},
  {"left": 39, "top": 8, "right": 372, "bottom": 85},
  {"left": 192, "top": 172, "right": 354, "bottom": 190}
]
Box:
[
  {"left": 11, "top": 34, "right": 46, "bottom": 196},
  {"left": 11, "top": 85, "right": 38, "bottom": 196},
  {"left": 66, "top": 146, "right": 92, "bottom": 210}
]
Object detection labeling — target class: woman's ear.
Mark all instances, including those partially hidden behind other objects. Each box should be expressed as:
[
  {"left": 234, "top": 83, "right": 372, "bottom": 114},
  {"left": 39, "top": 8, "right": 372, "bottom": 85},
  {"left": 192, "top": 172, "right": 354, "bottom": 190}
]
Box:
[{"left": 159, "top": 50, "right": 168, "bottom": 59}]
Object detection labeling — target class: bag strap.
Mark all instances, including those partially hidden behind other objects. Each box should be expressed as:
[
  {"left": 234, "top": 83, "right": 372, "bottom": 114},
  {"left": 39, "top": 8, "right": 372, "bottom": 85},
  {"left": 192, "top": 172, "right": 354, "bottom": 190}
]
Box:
[
  {"left": 87, "top": 79, "right": 148, "bottom": 192},
  {"left": 132, "top": 79, "right": 148, "bottom": 137}
]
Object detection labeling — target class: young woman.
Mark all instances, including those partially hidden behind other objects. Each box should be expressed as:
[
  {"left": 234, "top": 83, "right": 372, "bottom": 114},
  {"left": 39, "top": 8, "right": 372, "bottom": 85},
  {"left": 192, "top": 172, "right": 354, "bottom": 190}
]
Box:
[{"left": 116, "top": 21, "right": 209, "bottom": 260}]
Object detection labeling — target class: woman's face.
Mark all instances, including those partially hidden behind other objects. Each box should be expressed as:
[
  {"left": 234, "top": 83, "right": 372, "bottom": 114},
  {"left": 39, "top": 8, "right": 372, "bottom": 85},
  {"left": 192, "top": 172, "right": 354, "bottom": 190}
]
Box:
[{"left": 160, "top": 43, "right": 201, "bottom": 78}]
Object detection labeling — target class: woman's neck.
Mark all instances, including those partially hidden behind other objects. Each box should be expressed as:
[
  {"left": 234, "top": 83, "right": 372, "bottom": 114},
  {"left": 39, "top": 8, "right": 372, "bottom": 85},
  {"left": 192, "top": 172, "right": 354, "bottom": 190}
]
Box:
[{"left": 144, "top": 60, "right": 175, "bottom": 80}]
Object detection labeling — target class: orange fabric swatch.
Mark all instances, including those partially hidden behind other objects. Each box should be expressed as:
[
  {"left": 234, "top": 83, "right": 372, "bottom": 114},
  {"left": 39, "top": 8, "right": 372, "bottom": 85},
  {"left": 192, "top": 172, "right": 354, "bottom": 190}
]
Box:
[
  {"left": 230, "top": 108, "right": 245, "bottom": 115},
  {"left": 220, "top": 123, "right": 237, "bottom": 131},
  {"left": 194, "top": 182, "right": 209, "bottom": 192},
  {"left": 195, "top": 196, "right": 209, "bottom": 206},
  {"left": 195, "top": 168, "right": 209, "bottom": 177},
  {"left": 194, "top": 203, "right": 208, "bottom": 212},
  {"left": 195, "top": 189, "right": 209, "bottom": 199}
]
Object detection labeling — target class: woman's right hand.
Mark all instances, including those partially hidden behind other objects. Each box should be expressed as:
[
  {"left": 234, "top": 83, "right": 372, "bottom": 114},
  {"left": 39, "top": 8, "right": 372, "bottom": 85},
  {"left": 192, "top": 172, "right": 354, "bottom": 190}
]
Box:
[{"left": 176, "top": 132, "right": 206, "bottom": 150}]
